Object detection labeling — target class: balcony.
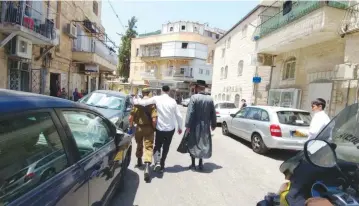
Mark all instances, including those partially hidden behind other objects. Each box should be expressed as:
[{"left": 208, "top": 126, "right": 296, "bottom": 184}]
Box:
[
  {"left": 162, "top": 67, "right": 194, "bottom": 81},
  {"left": 73, "top": 35, "right": 118, "bottom": 72},
  {"left": 255, "top": 1, "right": 348, "bottom": 54},
  {"left": 140, "top": 44, "right": 161, "bottom": 58},
  {"left": 140, "top": 68, "right": 158, "bottom": 80},
  {"left": 0, "top": 1, "right": 59, "bottom": 45},
  {"left": 340, "top": 2, "right": 359, "bottom": 35}
]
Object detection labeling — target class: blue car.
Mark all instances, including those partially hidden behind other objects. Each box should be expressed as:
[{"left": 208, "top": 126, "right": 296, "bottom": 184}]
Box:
[{"left": 0, "top": 89, "right": 132, "bottom": 206}]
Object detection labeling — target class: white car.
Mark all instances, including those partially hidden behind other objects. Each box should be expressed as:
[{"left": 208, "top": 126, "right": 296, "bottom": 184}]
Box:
[
  {"left": 181, "top": 98, "right": 190, "bottom": 107},
  {"left": 215, "top": 101, "right": 240, "bottom": 124},
  {"left": 221, "top": 106, "right": 312, "bottom": 154}
]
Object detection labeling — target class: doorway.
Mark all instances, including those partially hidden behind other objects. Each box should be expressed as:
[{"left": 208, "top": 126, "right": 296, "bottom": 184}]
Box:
[{"left": 50, "top": 73, "right": 60, "bottom": 97}]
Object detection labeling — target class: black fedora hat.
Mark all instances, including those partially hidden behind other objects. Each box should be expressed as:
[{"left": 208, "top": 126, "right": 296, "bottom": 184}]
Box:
[{"left": 195, "top": 80, "right": 207, "bottom": 87}]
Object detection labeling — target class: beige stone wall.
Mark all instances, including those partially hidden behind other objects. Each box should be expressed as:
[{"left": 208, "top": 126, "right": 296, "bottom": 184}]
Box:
[
  {"left": 271, "top": 39, "right": 345, "bottom": 110},
  {"left": 344, "top": 33, "right": 359, "bottom": 64}
]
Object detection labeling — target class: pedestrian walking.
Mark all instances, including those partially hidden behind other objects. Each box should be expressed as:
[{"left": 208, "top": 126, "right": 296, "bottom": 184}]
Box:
[
  {"left": 133, "top": 85, "right": 183, "bottom": 173},
  {"left": 129, "top": 88, "right": 157, "bottom": 182},
  {"left": 73, "top": 88, "right": 80, "bottom": 101},
  {"left": 184, "top": 80, "right": 216, "bottom": 170}
]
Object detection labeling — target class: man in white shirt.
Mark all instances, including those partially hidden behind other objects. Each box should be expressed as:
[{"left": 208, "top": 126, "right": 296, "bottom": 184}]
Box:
[
  {"left": 133, "top": 85, "right": 183, "bottom": 172},
  {"left": 298, "top": 98, "right": 330, "bottom": 140}
]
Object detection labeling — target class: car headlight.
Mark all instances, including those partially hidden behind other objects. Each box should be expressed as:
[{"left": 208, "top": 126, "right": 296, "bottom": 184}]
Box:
[{"left": 110, "top": 117, "right": 119, "bottom": 124}]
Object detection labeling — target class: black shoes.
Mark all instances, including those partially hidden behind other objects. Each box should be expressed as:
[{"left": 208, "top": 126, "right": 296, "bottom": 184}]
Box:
[
  {"left": 189, "top": 158, "right": 204, "bottom": 171},
  {"left": 144, "top": 163, "right": 150, "bottom": 182},
  {"left": 136, "top": 158, "right": 143, "bottom": 167},
  {"left": 198, "top": 159, "right": 204, "bottom": 171}
]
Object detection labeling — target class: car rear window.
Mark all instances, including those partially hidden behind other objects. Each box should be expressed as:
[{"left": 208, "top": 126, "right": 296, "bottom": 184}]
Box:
[
  {"left": 219, "top": 103, "right": 236, "bottom": 109},
  {"left": 277, "top": 111, "right": 312, "bottom": 126}
]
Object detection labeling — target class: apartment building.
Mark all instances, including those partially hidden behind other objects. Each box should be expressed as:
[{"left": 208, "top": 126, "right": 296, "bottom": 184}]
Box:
[
  {"left": 0, "top": 1, "right": 117, "bottom": 98},
  {"left": 211, "top": 5, "right": 271, "bottom": 107},
  {"left": 254, "top": 0, "right": 350, "bottom": 117},
  {"left": 129, "top": 21, "right": 225, "bottom": 98}
]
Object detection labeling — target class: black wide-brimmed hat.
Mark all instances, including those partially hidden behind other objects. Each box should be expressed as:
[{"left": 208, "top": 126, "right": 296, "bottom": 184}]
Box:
[{"left": 195, "top": 80, "right": 208, "bottom": 87}]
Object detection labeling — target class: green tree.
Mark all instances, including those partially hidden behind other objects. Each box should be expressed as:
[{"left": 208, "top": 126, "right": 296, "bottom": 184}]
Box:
[{"left": 118, "top": 16, "right": 138, "bottom": 82}]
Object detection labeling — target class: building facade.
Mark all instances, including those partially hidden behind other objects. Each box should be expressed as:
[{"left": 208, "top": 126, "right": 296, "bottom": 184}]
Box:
[
  {"left": 129, "top": 21, "right": 225, "bottom": 98},
  {"left": 254, "top": 0, "right": 351, "bottom": 117},
  {"left": 0, "top": 1, "right": 117, "bottom": 98},
  {"left": 211, "top": 5, "right": 271, "bottom": 107}
]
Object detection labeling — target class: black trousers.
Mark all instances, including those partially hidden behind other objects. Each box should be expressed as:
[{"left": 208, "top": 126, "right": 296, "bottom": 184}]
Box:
[{"left": 154, "top": 129, "right": 175, "bottom": 166}]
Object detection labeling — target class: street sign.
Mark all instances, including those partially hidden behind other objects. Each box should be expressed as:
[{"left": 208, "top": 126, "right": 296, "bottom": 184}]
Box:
[{"left": 252, "top": 76, "right": 262, "bottom": 84}]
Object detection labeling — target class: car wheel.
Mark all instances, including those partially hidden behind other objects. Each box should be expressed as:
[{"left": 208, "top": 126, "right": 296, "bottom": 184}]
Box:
[
  {"left": 251, "top": 133, "right": 269, "bottom": 154},
  {"left": 222, "top": 122, "right": 230, "bottom": 136}
]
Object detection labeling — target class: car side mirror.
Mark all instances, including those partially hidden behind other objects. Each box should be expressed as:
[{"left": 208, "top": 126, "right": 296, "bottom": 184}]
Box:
[
  {"left": 230, "top": 114, "right": 235, "bottom": 118},
  {"left": 304, "top": 139, "right": 337, "bottom": 168}
]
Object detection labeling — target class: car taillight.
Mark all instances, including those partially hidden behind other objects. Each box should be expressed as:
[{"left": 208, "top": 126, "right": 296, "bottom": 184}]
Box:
[
  {"left": 24, "top": 173, "right": 35, "bottom": 183},
  {"left": 216, "top": 111, "right": 219, "bottom": 114},
  {"left": 270, "top": 124, "right": 282, "bottom": 137}
]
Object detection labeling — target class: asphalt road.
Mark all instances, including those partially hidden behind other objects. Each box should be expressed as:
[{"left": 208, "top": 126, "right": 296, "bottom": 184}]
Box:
[{"left": 111, "top": 106, "right": 296, "bottom": 206}]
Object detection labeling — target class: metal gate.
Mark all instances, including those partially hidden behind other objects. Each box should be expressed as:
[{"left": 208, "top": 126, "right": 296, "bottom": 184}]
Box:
[{"left": 31, "top": 68, "right": 47, "bottom": 94}]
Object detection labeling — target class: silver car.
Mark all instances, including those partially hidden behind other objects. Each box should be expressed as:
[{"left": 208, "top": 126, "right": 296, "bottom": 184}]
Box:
[
  {"left": 221, "top": 106, "right": 312, "bottom": 154},
  {"left": 215, "top": 101, "right": 239, "bottom": 124}
]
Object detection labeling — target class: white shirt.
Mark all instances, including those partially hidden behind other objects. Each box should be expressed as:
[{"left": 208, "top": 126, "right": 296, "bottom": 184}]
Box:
[
  {"left": 133, "top": 94, "right": 183, "bottom": 131},
  {"left": 306, "top": 111, "right": 330, "bottom": 140}
]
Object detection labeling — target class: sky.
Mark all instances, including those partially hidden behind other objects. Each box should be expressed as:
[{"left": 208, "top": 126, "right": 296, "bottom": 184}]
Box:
[{"left": 101, "top": 0, "right": 259, "bottom": 48}]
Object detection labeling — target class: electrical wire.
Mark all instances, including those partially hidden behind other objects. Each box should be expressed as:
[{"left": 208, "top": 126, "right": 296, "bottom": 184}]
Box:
[{"left": 107, "top": 0, "right": 126, "bottom": 32}]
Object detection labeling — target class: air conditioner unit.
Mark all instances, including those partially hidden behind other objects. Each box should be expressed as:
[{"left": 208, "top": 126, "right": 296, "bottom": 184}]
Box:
[
  {"left": 67, "top": 23, "right": 77, "bottom": 38},
  {"left": 257, "top": 54, "right": 273, "bottom": 66},
  {"left": 333, "top": 64, "right": 356, "bottom": 80},
  {"left": 8, "top": 36, "right": 32, "bottom": 59}
]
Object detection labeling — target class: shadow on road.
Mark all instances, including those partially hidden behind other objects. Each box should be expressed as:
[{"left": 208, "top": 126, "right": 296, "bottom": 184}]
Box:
[
  {"left": 165, "top": 162, "right": 222, "bottom": 174},
  {"left": 110, "top": 169, "right": 139, "bottom": 206},
  {"left": 228, "top": 134, "right": 298, "bottom": 161}
]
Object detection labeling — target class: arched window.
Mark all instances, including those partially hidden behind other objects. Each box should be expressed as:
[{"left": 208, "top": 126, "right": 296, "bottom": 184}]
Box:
[
  {"left": 282, "top": 57, "right": 296, "bottom": 80},
  {"left": 238, "top": 60, "right": 244, "bottom": 76},
  {"left": 221, "top": 93, "right": 225, "bottom": 101},
  {"left": 224, "top": 66, "right": 228, "bottom": 79},
  {"left": 227, "top": 37, "right": 231, "bottom": 49},
  {"left": 242, "top": 24, "right": 248, "bottom": 37},
  {"left": 214, "top": 94, "right": 217, "bottom": 100},
  {"left": 226, "top": 94, "right": 230, "bottom": 101},
  {"left": 220, "top": 67, "right": 224, "bottom": 79},
  {"left": 235, "top": 94, "right": 240, "bottom": 107}
]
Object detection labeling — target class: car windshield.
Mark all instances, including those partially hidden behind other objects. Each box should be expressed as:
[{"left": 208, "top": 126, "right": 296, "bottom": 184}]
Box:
[
  {"left": 80, "top": 92, "right": 125, "bottom": 110},
  {"left": 277, "top": 111, "right": 311, "bottom": 126},
  {"left": 220, "top": 103, "right": 236, "bottom": 109},
  {"left": 280, "top": 103, "right": 359, "bottom": 173}
]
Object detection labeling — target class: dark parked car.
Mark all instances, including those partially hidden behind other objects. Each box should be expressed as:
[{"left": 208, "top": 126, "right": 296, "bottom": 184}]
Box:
[
  {"left": 0, "top": 89, "right": 132, "bottom": 206},
  {"left": 78, "top": 90, "right": 133, "bottom": 131}
]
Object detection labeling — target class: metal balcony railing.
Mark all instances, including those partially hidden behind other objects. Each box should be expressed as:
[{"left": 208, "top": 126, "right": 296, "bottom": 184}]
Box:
[
  {"left": 73, "top": 35, "right": 118, "bottom": 66},
  {"left": 140, "top": 45, "right": 161, "bottom": 57},
  {"left": 254, "top": 1, "right": 349, "bottom": 40},
  {"left": 340, "top": 2, "right": 359, "bottom": 34},
  {"left": 0, "top": 1, "right": 57, "bottom": 41}
]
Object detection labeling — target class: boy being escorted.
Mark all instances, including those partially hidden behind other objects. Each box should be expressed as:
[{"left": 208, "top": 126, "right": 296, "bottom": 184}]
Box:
[{"left": 129, "top": 88, "right": 157, "bottom": 182}]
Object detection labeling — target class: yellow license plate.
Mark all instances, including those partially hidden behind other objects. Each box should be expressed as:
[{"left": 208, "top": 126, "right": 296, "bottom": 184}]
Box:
[
  {"left": 294, "top": 131, "right": 307, "bottom": 137},
  {"left": 114, "top": 151, "right": 124, "bottom": 161}
]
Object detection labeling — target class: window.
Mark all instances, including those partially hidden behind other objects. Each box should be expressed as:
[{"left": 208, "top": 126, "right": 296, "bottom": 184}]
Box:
[
  {"left": 199, "top": 69, "right": 204, "bottom": 74},
  {"left": 170, "top": 27, "right": 173, "bottom": 32},
  {"left": 282, "top": 57, "right": 296, "bottom": 80},
  {"left": 194, "top": 26, "right": 198, "bottom": 32},
  {"left": 235, "top": 107, "right": 249, "bottom": 118},
  {"left": 238, "top": 60, "right": 244, "bottom": 76},
  {"left": 93, "top": 1, "right": 98, "bottom": 16},
  {"left": 181, "top": 25, "right": 186, "bottom": 30},
  {"left": 261, "top": 110, "right": 270, "bottom": 121},
  {"left": 180, "top": 68, "right": 185, "bottom": 74},
  {"left": 216, "top": 34, "right": 220, "bottom": 39},
  {"left": 20, "top": 40, "right": 28, "bottom": 53},
  {"left": 62, "top": 111, "right": 112, "bottom": 158},
  {"left": 205, "top": 70, "right": 210, "bottom": 75},
  {"left": 234, "top": 94, "right": 240, "bottom": 107},
  {"left": 221, "top": 48, "right": 225, "bottom": 58},
  {"left": 227, "top": 37, "right": 231, "bottom": 49},
  {"left": 277, "top": 111, "right": 312, "bottom": 126},
  {"left": 181, "top": 43, "right": 188, "bottom": 49},
  {"left": 226, "top": 95, "right": 230, "bottom": 101},
  {"left": 220, "top": 67, "right": 224, "bottom": 79},
  {"left": 136, "top": 48, "right": 139, "bottom": 57},
  {"left": 221, "top": 94, "right": 225, "bottom": 101},
  {"left": 0, "top": 112, "right": 68, "bottom": 204},
  {"left": 224, "top": 66, "right": 228, "bottom": 79},
  {"left": 283, "top": 1, "right": 293, "bottom": 16},
  {"left": 246, "top": 108, "right": 262, "bottom": 120},
  {"left": 242, "top": 25, "right": 248, "bottom": 37}
]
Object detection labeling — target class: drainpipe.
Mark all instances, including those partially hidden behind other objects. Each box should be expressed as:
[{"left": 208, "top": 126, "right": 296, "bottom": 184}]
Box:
[{"left": 267, "top": 55, "right": 276, "bottom": 105}]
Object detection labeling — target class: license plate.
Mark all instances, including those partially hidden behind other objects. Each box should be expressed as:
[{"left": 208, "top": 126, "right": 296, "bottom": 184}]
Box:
[
  {"left": 114, "top": 151, "right": 124, "bottom": 161},
  {"left": 291, "top": 131, "right": 308, "bottom": 138}
]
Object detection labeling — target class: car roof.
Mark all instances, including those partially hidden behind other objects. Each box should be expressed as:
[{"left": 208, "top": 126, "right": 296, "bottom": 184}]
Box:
[
  {"left": 91, "top": 90, "right": 129, "bottom": 98},
  {"left": 0, "top": 89, "right": 90, "bottom": 114},
  {"left": 247, "top": 105, "right": 310, "bottom": 113},
  {"left": 215, "top": 101, "right": 235, "bottom": 104}
]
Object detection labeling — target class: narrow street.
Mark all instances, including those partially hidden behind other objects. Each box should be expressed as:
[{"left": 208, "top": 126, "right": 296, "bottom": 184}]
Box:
[{"left": 111, "top": 106, "right": 296, "bottom": 206}]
